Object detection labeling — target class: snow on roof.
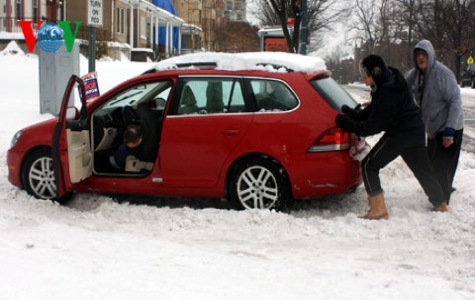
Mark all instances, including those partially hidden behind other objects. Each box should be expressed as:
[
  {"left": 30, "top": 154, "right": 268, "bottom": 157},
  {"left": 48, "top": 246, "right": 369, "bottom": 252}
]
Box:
[{"left": 154, "top": 51, "right": 327, "bottom": 73}]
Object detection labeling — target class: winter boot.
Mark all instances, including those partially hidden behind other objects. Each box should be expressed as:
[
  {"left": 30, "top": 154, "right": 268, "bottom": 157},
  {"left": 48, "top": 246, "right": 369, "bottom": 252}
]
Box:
[
  {"left": 434, "top": 202, "right": 448, "bottom": 212},
  {"left": 362, "top": 192, "right": 389, "bottom": 220}
]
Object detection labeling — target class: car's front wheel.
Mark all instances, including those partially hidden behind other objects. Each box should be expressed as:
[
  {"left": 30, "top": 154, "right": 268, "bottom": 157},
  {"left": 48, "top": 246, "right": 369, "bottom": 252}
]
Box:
[
  {"left": 228, "top": 157, "right": 290, "bottom": 211},
  {"left": 21, "top": 148, "right": 58, "bottom": 200}
]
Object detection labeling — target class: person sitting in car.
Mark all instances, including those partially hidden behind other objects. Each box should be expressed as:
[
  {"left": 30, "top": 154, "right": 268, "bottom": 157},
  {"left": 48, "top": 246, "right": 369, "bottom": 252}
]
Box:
[
  {"left": 110, "top": 102, "right": 161, "bottom": 173},
  {"left": 109, "top": 124, "right": 153, "bottom": 173}
]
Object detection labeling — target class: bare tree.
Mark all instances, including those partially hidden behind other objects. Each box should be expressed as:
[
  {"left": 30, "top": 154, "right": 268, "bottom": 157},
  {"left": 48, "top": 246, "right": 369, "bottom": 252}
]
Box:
[
  {"left": 377, "top": 0, "right": 395, "bottom": 63},
  {"left": 348, "top": 0, "right": 475, "bottom": 75},
  {"left": 350, "top": 0, "right": 384, "bottom": 54},
  {"left": 438, "top": 0, "right": 475, "bottom": 78},
  {"left": 350, "top": 0, "right": 405, "bottom": 65},
  {"left": 414, "top": 0, "right": 475, "bottom": 79},
  {"left": 415, "top": 0, "right": 446, "bottom": 51},
  {"left": 393, "top": 0, "right": 423, "bottom": 68},
  {"left": 250, "top": 0, "right": 347, "bottom": 53},
  {"left": 306, "top": 1, "right": 350, "bottom": 53}
]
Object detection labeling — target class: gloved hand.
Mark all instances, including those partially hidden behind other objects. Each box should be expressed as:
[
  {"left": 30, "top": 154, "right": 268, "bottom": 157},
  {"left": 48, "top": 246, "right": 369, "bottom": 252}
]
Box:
[
  {"left": 336, "top": 114, "right": 356, "bottom": 132},
  {"left": 341, "top": 104, "right": 360, "bottom": 119}
]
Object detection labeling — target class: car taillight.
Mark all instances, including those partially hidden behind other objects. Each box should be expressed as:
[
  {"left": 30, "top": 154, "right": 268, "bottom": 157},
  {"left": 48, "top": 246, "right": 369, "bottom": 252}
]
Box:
[{"left": 307, "top": 127, "right": 350, "bottom": 152}]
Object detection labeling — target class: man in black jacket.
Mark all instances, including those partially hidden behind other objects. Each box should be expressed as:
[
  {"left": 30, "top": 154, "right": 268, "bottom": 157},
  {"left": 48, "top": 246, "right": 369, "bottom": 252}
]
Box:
[{"left": 335, "top": 54, "right": 447, "bottom": 220}]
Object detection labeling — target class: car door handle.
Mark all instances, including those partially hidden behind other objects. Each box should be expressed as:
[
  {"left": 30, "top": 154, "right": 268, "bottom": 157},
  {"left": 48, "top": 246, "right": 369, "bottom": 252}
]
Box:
[{"left": 222, "top": 128, "right": 239, "bottom": 137}]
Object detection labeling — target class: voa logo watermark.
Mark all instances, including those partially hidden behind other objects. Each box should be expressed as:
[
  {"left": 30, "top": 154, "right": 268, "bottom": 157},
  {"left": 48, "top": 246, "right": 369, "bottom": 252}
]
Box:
[{"left": 18, "top": 20, "right": 82, "bottom": 53}]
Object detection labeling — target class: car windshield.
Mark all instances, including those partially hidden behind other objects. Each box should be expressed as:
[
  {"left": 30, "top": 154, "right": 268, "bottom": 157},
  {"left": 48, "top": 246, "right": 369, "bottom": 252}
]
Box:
[
  {"left": 310, "top": 77, "right": 359, "bottom": 111},
  {"left": 103, "top": 83, "right": 163, "bottom": 109}
]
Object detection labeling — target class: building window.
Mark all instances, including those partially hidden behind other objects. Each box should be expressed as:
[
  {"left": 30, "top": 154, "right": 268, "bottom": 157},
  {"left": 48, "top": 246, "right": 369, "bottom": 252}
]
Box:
[
  {"left": 117, "top": 8, "right": 121, "bottom": 33},
  {"left": 16, "top": 0, "right": 22, "bottom": 20},
  {"left": 236, "top": 1, "right": 244, "bottom": 10},
  {"left": 121, "top": 9, "right": 125, "bottom": 34},
  {"left": 140, "top": 16, "right": 146, "bottom": 39},
  {"left": 117, "top": 7, "right": 125, "bottom": 34}
]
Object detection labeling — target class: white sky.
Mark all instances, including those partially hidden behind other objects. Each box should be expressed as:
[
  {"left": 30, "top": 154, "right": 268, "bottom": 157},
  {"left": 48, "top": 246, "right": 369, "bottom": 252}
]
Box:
[{"left": 0, "top": 42, "right": 474, "bottom": 300}]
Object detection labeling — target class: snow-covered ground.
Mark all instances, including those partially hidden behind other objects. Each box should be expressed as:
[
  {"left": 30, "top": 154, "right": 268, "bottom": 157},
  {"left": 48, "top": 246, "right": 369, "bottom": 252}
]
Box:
[{"left": 1, "top": 44, "right": 474, "bottom": 300}]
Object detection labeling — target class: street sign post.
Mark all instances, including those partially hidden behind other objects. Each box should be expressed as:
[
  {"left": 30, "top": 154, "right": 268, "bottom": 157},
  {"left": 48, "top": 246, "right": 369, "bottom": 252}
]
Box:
[{"left": 87, "top": 0, "right": 103, "bottom": 72}]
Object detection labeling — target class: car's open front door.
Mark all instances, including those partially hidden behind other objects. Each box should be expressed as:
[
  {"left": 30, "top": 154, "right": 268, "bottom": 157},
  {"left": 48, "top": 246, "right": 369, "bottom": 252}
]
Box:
[{"left": 52, "top": 75, "right": 92, "bottom": 197}]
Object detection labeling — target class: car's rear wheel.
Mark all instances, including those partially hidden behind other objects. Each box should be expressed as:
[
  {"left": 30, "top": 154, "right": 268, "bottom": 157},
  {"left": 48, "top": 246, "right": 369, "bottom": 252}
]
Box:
[
  {"left": 229, "top": 157, "right": 290, "bottom": 211},
  {"left": 21, "top": 148, "right": 58, "bottom": 200}
]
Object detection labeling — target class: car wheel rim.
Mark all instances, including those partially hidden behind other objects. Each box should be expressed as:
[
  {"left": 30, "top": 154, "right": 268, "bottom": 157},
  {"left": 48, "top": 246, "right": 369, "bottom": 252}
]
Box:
[
  {"left": 28, "top": 157, "right": 57, "bottom": 199},
  {"left": 237, "top": 166, "right": 278, "bottom": 209}
]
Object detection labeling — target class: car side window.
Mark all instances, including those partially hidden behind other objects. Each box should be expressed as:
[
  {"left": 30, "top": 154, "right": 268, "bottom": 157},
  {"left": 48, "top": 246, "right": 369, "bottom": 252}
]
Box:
[
  {"left": 225, "top": 80, "right": 247, "bottom": 113},
  {"left": 178, "top": 83, "right": 200, "bottom": 115},
  {"left": 248, "top": 79, "right": 298, "bottom": 112},
  {"left": 178, "top": 78, "right": 247, "bottom": 115}
]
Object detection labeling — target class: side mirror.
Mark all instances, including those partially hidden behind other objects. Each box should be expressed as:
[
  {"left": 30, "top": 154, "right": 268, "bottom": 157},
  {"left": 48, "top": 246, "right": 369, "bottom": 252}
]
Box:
[
  {"left": 66, "top": 107, "right": 79, "bottom": 119},
  {"left": 154, "top": 97, "right": 166, "bottom": 109}
]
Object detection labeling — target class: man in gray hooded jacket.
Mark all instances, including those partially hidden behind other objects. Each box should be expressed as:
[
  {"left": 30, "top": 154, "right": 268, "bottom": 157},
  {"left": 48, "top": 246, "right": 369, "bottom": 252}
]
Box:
[{"left": 406, "top": 39, "right": 464, "bottom": 208}]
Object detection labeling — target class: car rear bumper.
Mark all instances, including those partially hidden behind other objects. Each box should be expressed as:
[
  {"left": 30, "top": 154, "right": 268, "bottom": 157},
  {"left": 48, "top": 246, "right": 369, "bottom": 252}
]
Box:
[{"left": 286, "top": 152, "right": 362, "bottom": 199}]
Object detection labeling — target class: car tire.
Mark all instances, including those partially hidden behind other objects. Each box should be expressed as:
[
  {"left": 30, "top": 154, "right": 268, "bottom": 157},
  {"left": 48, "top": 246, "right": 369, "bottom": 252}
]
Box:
[
  {"left": 21, "top": 148, "right": 71, "bottom": 203},
  {"left": 228, "top": 157, "right": 290, "bottom": 211}
]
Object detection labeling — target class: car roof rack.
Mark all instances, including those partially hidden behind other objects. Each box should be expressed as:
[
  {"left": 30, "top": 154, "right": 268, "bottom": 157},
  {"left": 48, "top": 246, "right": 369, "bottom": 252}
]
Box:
[
  {"left": 256, "top": 63, "right": 294, "bottom": 72},
  {"left": 141, "top": 62, "right": 218, "bottom": 75},
  {"left": 175, "top": 62, "right": 218, "bottom": 69},
  {"left": 174, "top": 62, "right": 294, "bottom": 72}
]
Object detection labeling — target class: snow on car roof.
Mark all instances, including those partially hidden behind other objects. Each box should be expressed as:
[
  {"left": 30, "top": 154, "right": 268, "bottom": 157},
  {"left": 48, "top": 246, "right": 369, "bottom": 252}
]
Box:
[{"left": 153, "top": 51, "right": 327, "bottom": 73}]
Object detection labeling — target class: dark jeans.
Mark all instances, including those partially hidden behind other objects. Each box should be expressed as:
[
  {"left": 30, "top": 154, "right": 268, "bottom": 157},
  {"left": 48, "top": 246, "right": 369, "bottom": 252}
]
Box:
[
  {"left": 362, "top": 135, "right": 445, "bottom": 207},
  {"left": 111, "top": 144, "right": 129, "bottom": 169},
  {"left": 427, "top": 129, "right": 463, "bottom": 204}
]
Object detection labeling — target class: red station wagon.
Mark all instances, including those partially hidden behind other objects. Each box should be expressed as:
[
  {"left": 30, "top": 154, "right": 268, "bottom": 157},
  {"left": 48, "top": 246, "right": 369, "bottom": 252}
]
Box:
[{"left": 7, "top": 52, "right": 365, "bottom": 210}]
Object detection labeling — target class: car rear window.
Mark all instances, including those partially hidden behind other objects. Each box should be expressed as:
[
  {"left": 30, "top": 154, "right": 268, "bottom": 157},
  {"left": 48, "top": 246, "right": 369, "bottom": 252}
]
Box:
[{"left": 310, "top": 77, "right": 358, "bottom": 111}]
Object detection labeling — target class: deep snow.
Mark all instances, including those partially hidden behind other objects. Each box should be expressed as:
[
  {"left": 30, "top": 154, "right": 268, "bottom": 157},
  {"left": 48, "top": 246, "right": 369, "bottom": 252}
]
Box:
[{"left": 1, "top": 43, "right": 474, "bottom": 300}]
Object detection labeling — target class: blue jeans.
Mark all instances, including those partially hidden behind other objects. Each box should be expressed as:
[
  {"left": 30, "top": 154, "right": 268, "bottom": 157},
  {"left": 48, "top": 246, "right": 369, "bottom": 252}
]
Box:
[{"left": 110, "top": 144, "right": 128, "bottom": 169}]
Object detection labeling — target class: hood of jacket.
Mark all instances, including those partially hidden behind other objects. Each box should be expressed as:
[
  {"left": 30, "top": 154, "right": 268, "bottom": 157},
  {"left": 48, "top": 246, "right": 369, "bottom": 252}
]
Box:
[
  {"left": 380, "top": 67, "right": 405, "bottom": 92},
  {"left": 413, "top": 39, "right": 436, "bottom": 76}
]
